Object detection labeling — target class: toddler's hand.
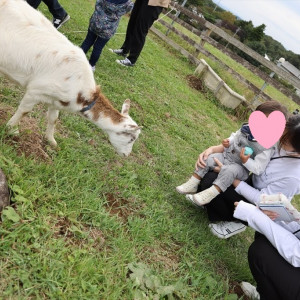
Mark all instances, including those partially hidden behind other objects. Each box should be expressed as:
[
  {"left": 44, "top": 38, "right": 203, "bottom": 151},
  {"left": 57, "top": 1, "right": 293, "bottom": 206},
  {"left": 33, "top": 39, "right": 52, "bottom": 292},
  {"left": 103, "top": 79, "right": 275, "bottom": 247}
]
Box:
[
  {"left": 222, "top": 139, "right": 230, "bottom": 148},
  {"left": 240, "top": 148, "right": 251, "bottom": 164}
]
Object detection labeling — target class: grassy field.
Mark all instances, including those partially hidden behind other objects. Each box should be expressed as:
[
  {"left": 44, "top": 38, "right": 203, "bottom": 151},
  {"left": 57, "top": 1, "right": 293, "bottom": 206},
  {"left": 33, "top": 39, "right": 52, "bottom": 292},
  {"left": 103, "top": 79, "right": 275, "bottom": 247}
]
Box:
[
  {"left": 153, "top": 15, "right": 299, "bottom": 113},
  {"left": 0, "top": 1, "right": 297, "bottom": 299}
]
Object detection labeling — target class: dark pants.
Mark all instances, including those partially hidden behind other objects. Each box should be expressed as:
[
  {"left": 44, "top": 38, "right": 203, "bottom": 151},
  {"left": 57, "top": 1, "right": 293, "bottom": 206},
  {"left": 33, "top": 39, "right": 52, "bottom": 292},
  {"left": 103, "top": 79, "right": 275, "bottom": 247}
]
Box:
[
  {"left": 198, "top": 171, "right": 250, "bottom": 222},
  {"left": 81, "top": 29, "right": 109, "bottom": 67},
  {"left": 121, "top": 0, "right": 163, "bottom": 64},
  {"left": 27, "top": 0, "right": 66, "bottom": 19},
  {"left": 249, "top": 233, "right": 300, "bottom": 300}
]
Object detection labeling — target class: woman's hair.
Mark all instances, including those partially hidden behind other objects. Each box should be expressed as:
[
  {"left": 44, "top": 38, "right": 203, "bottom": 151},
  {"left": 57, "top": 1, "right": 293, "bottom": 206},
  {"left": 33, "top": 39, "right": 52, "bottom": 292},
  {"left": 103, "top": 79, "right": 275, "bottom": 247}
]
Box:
[
  {"left": 255, "top": 100, "right": 289, "bottom": 119},
  {"left": 279, "top": 114, "right": 300, "bottom": 153}
]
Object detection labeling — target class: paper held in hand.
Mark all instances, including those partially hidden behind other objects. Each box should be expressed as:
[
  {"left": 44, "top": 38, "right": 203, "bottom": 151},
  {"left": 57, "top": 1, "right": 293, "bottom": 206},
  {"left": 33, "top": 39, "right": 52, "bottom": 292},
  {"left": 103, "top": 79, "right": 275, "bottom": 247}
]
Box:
[{"left": 258, "top": 194, "right": 300, "bottom": 223}]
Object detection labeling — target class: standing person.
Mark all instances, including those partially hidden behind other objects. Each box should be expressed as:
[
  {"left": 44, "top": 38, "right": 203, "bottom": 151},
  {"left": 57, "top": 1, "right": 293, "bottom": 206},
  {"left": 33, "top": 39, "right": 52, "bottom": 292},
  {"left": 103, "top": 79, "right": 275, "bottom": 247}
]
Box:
[
  {"left": 81, "top": 0, "right": 133, "bottom": 72},
  {"left": 27, "top": 0, "right": 70, "bottom": 29},
  {"left": 234, "top": 199, "right": 300, "bottom": 300},
  {"left": 109, "top": 0, "right": 171, "bottom": 67}
]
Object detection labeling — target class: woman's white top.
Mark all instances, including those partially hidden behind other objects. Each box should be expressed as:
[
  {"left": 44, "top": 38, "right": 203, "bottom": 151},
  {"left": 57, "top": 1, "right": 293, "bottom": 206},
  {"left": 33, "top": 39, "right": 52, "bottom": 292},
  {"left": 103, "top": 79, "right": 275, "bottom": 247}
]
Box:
[
  {"left": 234, "top": 145, "right": 300, "bottom": 267},
  {"left": 236, "top": 146, "right": 300, "bottom": 204},
  {"left": 234, "top": 201, "right": 300, "bottom": 267}
]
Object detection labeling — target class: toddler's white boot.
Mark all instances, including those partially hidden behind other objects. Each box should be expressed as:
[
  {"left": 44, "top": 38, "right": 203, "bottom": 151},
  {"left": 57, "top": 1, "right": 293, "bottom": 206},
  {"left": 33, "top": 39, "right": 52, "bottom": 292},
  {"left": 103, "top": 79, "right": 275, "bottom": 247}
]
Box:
[
  {"left": 176, "top": 176, "right": 200, "bottom": 194},
  {"left": 193, "top": 185, "right": 219, "bottom": 205}
]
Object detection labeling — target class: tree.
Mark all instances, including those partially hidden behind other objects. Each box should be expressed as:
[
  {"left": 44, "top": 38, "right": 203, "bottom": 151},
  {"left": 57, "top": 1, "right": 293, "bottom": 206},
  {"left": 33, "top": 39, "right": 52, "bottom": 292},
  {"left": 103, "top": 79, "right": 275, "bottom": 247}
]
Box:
[
  {"left": 248, "top": 24, "right": 266, "bottom": 42},
  {"left": 218, "top": 11, "right": 236, "bottom": 24},
  {"left": 235, "top": 20, "right": 266, "bottom": 42}
]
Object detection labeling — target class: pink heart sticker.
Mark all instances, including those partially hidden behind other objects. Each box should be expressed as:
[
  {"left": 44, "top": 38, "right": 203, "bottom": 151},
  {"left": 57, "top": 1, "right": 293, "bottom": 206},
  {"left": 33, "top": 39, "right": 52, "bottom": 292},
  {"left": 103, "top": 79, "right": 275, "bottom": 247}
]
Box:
[{"left": 249, "top": 111, "right": 286, "bottom": 149}]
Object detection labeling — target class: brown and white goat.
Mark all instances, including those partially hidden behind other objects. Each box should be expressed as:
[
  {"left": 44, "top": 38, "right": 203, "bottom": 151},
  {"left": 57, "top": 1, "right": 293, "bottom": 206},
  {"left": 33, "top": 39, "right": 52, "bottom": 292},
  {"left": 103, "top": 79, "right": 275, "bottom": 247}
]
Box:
[{"left": 0, "top": 0, "right": 141, "bottom": 156}]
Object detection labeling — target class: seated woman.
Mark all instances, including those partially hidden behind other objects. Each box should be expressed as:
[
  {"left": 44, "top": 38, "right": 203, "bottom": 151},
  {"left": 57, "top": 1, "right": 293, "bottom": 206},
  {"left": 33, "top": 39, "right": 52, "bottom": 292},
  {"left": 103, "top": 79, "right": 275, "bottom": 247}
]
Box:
[
  {"left": 234, "top": 199, "right": 300, "bottom": 300},
  {"left": 182, "top": 109, "right": 300, "bottom": 239}
]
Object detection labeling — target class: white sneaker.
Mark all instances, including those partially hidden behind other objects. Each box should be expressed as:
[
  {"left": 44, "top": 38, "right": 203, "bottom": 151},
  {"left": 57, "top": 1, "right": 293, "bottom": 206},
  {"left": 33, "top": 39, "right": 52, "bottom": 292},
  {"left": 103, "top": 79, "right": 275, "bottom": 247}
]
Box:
[
  {"left": 209, "top": 221, "right": 246, "bottom": 239},
  {"left": 116, "top": 58, "right": 135, "bottom": 67},
  {"left": 193, "top": 186, "right": 219, "bottom": 205},
  {"left": 109, "top": 48, "right": 126, "bottom": 56},
  {"left": 241, "top": 282, "right": 260, "bottom": 299},
  {"left": 176, "top": 176, "right": 200, "bottom": 194}
]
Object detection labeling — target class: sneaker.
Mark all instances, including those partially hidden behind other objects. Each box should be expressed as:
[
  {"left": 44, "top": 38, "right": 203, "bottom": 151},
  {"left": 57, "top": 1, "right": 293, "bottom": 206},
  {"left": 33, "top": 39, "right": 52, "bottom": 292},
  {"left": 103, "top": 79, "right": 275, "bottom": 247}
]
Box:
[
  {"left": 176, "top": 177, "right": 200, "bottom": 194},
  {"left": 116, "top": 58, "right": 135, "bottom": 67},
  {"left": 109, "top": 48, "right": 127, "bottom": 57},
  {"left": 209, "top": 221, "right": 246, "bottom": 239},
  {"left": 91, "top": 65, "right": 95, "bottom": 72},
  {"left": 240, "top": 282, "right": 260, "bottom": 299},
  {"left": 53, "top": 14, "right": 70, "bottom": 29},
  {"left": 193, "top": 186, "right": 219, "bottom": 206}
]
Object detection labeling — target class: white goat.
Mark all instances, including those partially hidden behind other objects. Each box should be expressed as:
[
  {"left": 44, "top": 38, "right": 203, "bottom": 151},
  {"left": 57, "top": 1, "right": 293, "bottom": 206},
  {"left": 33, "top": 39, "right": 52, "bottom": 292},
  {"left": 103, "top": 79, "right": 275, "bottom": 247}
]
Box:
[{"left": 0, "top": 0, "right": 141, "bottom": 156}]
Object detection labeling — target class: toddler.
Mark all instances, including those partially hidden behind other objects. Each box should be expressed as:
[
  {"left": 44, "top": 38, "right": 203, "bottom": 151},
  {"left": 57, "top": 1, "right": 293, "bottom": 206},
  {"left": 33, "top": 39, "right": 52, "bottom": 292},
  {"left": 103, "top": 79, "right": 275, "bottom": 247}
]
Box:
[
  {"left": 176, "top": 101, "right": 288, "bottom": 206},
  {"left": 81, "top": 0, "right": 133, "bottom": 71}
]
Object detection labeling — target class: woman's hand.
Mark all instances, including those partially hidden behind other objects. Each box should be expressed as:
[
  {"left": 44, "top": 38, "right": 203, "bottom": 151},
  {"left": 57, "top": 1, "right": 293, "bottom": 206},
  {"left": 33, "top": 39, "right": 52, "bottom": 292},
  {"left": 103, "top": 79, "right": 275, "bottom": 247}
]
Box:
[
  {"left": 260, "top": 209, "right": 279, "bottom": 221},
  {"left": 195, "top": 147, "right": 213, "bottom": 170},
  {"left": 234, "top": 202, "right": 278, "bottom": 221}
]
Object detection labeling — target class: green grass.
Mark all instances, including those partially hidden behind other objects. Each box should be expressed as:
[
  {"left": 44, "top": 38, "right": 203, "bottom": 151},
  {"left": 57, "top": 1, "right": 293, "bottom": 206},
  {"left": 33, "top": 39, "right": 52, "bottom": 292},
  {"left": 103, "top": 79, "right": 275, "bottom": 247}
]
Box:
[
  {"left": 0, "top": 1, "right": 298, "bottom": 299},
  {"left": 153, "top": 15, "right": 299, "bottom": 112}
]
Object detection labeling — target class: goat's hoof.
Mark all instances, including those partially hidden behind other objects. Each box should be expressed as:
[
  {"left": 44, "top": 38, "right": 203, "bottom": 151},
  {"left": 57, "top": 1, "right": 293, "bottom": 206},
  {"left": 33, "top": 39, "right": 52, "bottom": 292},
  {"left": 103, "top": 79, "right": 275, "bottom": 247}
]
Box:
[
  {"left": 48, "top": 140, "right": 57, "bottom": 149},
  {"left": 7, "top": 126, "right": 19, "bottom": 136}
]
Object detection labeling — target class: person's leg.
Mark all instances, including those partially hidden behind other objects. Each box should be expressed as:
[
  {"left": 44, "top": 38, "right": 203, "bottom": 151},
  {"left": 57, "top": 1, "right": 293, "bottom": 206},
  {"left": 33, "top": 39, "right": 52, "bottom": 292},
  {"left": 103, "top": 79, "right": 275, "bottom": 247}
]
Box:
[
  {"left": 248, "top": 233, "right": 300, "bottom": 300},
  {"left": 26, "top": 0, "right": 42, "bottom": 9},
  {"left": 177, "top": 153, "right": 223, "bottom": 195},
  {"left": 197, "top": 171, "right": 218, "bottom": 192},
  {"left": 213, "top": 163, "right": 249, "bottom": 193},
  {"left": 193, "top": 163, "right": 246, "bottom": 206},
  {"left": 81, "top": 29, "right": 98, "bottom": 55},
  {"left": 205, "top": 186, "right": 242, "bottom": 222},
  {"left": 42, "top": 0, "right": 67, "bottom": 19},
  {"left": 120, "top": 0, "right": 144, "bottom": 54},
  {"left": 89, "top": 36, "right": 110, "bottom": 67},
  {"left": 126, "top": 3, "right": 163, "bottom": 64}
]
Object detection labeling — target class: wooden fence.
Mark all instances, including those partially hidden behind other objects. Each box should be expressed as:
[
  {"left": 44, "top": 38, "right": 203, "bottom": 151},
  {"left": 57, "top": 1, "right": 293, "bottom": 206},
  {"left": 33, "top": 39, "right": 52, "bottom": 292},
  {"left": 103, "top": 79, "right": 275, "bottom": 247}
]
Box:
[{"left": 150, "top": 1, "right": 300, "bottom": 106}]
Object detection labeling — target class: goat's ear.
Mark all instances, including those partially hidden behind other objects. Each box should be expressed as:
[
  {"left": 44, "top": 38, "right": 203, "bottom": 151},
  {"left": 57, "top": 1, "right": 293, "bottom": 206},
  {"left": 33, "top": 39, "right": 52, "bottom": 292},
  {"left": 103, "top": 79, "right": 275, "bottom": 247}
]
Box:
[{"left": 121, "top": 99, "right": 131, "bottom": 115}]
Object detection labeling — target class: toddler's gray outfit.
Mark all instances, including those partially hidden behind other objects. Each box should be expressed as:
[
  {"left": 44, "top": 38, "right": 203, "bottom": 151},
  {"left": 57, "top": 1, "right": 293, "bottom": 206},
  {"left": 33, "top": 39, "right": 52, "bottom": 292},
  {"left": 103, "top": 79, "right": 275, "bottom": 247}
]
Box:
[{"left": 195, "top": 128, "right": 265, "bottom": 192}]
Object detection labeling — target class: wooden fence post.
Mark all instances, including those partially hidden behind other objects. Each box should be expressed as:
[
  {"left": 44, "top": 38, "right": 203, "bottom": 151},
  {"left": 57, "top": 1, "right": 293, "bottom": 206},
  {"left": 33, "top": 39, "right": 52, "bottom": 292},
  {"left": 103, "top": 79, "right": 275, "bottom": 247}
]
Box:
[{"left": 200, "top": 29, "right": 212, "bottom": 47}]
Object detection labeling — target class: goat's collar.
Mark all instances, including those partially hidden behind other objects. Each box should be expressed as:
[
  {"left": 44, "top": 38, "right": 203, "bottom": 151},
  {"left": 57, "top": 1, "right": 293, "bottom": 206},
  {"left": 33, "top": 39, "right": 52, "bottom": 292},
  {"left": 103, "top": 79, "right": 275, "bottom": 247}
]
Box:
[{"left": 80, "top": 100, "right": 97, "bottom": 113}]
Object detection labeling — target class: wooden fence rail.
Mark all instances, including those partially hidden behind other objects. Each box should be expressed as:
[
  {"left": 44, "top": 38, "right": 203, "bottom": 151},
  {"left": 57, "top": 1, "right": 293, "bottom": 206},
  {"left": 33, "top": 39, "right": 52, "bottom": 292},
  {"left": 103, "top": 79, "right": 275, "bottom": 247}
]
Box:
[{"left": 151, "top": 2, "right": 300, "bottom": 106}]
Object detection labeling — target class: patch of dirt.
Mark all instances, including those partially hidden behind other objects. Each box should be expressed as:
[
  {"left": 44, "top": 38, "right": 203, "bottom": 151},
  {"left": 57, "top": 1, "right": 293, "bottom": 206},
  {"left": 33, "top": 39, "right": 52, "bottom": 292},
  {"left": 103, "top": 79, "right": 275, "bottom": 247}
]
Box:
[
  {"left": 54, "top": 217, "right": 74, "bottom": 239},
  {"left": 0, "top": 105, "right": 51, "bottom": 162},
  {"left": 104, "top": 193, "right": 144, "bottom": 223},
  {"left": 53, "top": 216, "right": 106, "bottom": 249},
  {"left": 186, "top": 75, "right": 205, "bottom": 92},
  {"left": 143, "top": 241, "right": 182, "bottom": 271}
]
